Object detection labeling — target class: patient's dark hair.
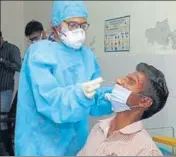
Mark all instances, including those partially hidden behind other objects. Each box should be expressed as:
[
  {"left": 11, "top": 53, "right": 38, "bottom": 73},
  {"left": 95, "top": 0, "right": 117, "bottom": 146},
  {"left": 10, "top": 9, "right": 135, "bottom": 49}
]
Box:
[{"left": 136, "top": 63, "right": 169, "bottom": 120}]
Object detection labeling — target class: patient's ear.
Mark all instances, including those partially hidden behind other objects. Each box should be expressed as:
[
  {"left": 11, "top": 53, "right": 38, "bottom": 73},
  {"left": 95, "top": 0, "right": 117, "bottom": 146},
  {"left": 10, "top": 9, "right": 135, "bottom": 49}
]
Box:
[{"left": 139, "top": 96, "right": 153, "bottom": 109}]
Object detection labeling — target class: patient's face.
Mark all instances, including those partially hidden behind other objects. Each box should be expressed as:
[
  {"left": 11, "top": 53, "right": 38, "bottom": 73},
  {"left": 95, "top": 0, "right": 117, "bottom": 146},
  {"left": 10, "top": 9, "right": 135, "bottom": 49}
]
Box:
[{"left": 116, "top": 71, "right": 148, "bottom": 94}]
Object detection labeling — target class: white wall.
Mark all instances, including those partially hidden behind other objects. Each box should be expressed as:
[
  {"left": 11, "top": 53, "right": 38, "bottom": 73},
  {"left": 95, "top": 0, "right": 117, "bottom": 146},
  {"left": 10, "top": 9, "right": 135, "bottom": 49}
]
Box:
[
  {"left": 23, "top": 1, "right": 52, "bottom": 49},
  {"left": 85, "top": 1, "right": 176, "bottom": 137},
  {"left": 23, "top": 1, "right": 52, "bottom": 27},
  {"left": 1, "top": 1, "right": 25, "bottom": 55},
  {"left": 85, "top": 1, "right": 176, "bottom": 56}
]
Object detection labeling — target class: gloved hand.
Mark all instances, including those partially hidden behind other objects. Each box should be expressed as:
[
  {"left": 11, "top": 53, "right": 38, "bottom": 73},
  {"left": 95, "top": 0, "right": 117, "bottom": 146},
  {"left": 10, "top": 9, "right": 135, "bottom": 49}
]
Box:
[{"left": 82, "top": 77, "right": 103, "bottom": 99}]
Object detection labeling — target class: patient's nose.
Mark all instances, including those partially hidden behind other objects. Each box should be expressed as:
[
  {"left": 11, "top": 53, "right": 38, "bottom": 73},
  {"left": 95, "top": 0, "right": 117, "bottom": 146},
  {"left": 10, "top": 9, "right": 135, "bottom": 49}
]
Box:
[{"left": 116, "top": 77, "right": 127, "bottom": 86}]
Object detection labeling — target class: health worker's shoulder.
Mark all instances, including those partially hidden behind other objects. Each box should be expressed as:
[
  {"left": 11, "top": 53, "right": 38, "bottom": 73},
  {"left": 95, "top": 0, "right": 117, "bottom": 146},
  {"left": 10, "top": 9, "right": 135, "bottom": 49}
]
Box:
[
  {"left": 27, "top": 40, "right": 57, "bottom": 63},
  {"left": 81, "top": 45, "right": 96, "bottom": 58},
  {"left": 82, "top": 45, "right": 94, "bottom": 56},
  {"left": 28, "top": 40, "right": 54, "bottom": 54}
]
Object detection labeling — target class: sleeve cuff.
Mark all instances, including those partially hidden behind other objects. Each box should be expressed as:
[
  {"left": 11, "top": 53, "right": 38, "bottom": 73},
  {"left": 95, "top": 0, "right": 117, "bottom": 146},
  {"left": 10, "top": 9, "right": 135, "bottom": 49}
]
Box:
[{"left": 74, "top": 84, "right": 96, "bottom": 108}]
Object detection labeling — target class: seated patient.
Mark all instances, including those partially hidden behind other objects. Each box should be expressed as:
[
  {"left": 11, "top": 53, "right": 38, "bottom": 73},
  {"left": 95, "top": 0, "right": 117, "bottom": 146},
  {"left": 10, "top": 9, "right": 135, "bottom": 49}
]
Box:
[{"left": 78, "top": 63, "right": 169, "bottom": 156}]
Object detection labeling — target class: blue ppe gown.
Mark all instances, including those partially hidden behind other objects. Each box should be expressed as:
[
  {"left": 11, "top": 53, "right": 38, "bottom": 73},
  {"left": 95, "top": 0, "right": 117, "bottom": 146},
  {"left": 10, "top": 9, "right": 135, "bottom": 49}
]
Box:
[{"left": 15, "top": 40, "right": 113, "bottom": 156}]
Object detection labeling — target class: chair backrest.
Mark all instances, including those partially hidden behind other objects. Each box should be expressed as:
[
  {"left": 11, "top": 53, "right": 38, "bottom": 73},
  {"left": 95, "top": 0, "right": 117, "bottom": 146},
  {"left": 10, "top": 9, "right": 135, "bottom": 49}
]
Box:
[{"left": 158, "top": 146, "right": 173, "bottom": 156}]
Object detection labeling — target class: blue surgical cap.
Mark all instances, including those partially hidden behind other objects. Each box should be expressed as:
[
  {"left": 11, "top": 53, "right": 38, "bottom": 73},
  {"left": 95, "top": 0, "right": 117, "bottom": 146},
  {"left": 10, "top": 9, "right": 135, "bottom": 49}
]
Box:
[{"left": 51, "top": 1, "right": 88, "bottom": 27}]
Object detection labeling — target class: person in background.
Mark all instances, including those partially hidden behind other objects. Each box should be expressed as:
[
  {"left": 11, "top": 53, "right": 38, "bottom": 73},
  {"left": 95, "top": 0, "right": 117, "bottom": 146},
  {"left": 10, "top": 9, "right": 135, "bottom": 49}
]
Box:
[
  {"left": 48, "top": 31, "right": 55, "bottom": 42},
  {"left": 0, "top": 30, "right": 21, "bottom": 154},
  {"left": 25, "top": 20, "right": 47, "bottom": 44},
  {"left": 78, "top": 63, "right": 169, "bottom": 156}
]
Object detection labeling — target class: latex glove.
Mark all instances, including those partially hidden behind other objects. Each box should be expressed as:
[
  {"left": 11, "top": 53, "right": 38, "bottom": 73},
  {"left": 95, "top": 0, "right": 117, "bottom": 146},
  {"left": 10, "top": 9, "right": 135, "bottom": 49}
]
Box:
[{"left": 82, "top": 77, "right": 103, "bottom": 99}]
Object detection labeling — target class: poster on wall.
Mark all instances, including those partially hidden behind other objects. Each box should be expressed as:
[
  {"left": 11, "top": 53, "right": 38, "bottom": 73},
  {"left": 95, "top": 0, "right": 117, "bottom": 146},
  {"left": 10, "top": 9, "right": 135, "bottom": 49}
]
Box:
[{"left": 104, "top": 15, "right": 130, "bottom": 52}]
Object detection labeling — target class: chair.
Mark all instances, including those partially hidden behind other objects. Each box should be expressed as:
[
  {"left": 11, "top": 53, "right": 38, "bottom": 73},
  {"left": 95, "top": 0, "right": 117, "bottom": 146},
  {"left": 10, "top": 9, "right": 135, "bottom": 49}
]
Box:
[{"left": 153, "top": 136, "right": 176, "bottom": 155}]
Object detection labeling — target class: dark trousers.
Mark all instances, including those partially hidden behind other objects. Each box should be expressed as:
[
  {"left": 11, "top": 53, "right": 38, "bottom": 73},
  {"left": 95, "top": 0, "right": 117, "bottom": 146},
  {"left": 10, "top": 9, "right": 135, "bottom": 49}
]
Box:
[
  {"left": 0, "top": 130, "right": 9, "bottom": 155},
  {"left": 0, "top": 142, "right": 9, "bottom": 155},
  {"left": 0, "top": 90, "right": 13, "bottom": 155}
]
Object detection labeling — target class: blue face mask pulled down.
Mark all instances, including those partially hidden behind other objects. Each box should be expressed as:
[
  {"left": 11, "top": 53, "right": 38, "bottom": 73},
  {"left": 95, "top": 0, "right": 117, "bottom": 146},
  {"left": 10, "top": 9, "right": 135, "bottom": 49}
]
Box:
[{"left": 105, "top": 84, "right": 134, "bottom": 113}]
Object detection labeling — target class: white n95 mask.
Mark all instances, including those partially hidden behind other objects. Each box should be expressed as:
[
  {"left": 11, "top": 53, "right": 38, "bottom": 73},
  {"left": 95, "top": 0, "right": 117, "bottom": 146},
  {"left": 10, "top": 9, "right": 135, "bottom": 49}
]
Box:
[
  {"left": 105, "top": 84, "right": 132, "bottom": 113},
  {"left": 59, "top": 28, "right": 86, "bottom": 49}
]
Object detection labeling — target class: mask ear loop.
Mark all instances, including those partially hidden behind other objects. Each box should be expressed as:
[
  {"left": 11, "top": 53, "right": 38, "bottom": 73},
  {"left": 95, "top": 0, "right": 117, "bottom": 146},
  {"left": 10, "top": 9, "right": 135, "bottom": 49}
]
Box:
[
  {"left": 40, "top": 32, "right": 43, "bottom": 40},
  {"left": 129, "top": 94, "right": 153, "bottom": 109},
  {"left": 129, "top": 105, "right": 140, "bottom": 109},
  {"left": 53, "top": 26, "right": 66, "bottom": 37}
]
